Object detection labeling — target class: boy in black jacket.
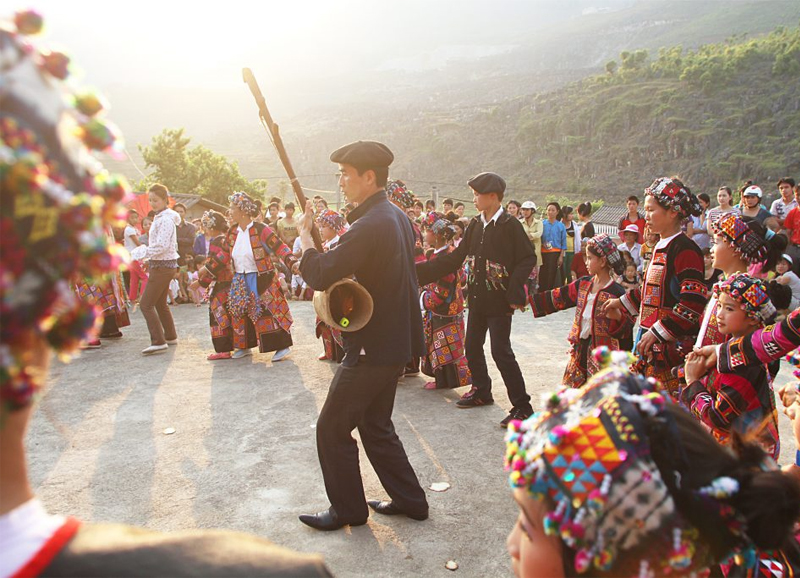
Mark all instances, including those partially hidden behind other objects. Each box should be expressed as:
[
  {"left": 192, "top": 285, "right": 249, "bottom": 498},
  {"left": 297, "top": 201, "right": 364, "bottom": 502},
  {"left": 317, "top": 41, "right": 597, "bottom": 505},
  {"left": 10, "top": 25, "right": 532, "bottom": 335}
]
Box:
[{"left": 416, "top": 172, "right": 537, "bottom": 427}]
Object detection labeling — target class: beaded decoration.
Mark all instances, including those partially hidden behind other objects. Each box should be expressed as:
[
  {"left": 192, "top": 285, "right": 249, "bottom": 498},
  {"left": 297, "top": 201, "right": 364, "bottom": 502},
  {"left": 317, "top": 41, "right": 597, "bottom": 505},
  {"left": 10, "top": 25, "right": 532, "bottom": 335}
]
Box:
[
  {"left": 386, "top": 179, "right": 415, "bottom": 210},
  {"left": 228, "top": 191, "right": 259, "bottom": 218},
  {"left": 645, "top": 177, "right": 702, "bottom": 219},
  {"left": 422, "top": 211, "right": 457, "bottom": 240},
  {"left": 315, "top": 209, "right": 346, "bottom": 235},
  {"left": 1, "top": 10, "right": 129, "bottom": 417},
  {"left": 713, "top": 273, "right": 776, "bottom": 325},
  {"left": 505, "top": 349, "right": 756, "bottom": 576},
  {"left": 710, "top": 212, "right": 768, "bottom": 265}
]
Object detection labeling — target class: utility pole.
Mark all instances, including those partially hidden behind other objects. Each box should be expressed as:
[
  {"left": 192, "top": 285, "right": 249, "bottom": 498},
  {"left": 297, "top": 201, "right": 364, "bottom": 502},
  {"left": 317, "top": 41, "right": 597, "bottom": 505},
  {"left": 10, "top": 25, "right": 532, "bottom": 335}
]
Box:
[{"left": 431, "top": 185, "right": 439, "bottom": 210}]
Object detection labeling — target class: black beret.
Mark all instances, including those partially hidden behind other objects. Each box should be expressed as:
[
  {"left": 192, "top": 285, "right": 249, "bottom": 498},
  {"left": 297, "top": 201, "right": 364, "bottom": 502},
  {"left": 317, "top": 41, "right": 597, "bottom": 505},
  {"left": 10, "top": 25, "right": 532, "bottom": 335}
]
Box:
[
  {"left": 330, "top": 141, "right": 394, "bottom": 170},
  {"left": 467, "top": 172, "right": 506, "bottom": 195}
]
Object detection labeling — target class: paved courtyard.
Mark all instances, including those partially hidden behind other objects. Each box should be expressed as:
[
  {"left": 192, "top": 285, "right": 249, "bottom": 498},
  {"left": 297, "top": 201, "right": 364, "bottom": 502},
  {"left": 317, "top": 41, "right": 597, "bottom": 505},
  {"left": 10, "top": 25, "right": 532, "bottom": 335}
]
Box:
[{"left": 28, "top": 301, "right": 797, "bottom": 577}]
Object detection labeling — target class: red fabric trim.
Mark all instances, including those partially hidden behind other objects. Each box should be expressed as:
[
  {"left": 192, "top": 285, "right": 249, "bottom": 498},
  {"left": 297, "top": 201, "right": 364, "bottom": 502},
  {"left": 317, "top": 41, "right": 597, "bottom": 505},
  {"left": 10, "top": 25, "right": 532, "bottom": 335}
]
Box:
[{"left": 11, "top": 517, "right": 81, "bottom": 578}]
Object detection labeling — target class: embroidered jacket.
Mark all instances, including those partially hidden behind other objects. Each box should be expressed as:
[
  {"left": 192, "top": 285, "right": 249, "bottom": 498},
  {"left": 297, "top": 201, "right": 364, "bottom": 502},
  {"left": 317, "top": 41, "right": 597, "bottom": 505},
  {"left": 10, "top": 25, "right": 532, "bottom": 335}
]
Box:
[
  {"left": 620, "top": 233, "right": 707, "bottom": 342},
  {"left": 226, "top": 222, "right": 297, "bottom": 279},
  {"left": 681, "top": 365, "right": 779, "bottom": 460},
  {"left": 416, "top": 211, "right": 536, "bottom": 316},
  {"left": 531, "top": 276, "right": 633, "bottom": 387},
  {"left": 718, "top": 308, "right": 800, "bottom": 372},
  {"left": 421, "top": 247, "right": 466, "bottom": 317},
  {"left": 198, "top": 235, "right": 233, "bottom": 291}
]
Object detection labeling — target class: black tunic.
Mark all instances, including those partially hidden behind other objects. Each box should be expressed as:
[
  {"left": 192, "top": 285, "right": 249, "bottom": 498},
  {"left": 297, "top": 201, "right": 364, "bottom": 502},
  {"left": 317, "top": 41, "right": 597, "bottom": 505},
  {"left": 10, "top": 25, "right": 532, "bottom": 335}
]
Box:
[
  {"left": 416, "top": 210, "right": 536, "bottom": 317},
  {"left": 300, "top": 191, "right": 425, "bottom": 367}
]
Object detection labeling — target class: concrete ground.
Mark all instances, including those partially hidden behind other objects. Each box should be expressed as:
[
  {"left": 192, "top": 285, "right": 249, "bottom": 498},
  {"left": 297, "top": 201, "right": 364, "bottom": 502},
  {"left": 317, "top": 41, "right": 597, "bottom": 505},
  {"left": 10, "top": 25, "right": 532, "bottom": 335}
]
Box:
[{"left": 29, "top": 302, "right": 797, "bottom": 577}]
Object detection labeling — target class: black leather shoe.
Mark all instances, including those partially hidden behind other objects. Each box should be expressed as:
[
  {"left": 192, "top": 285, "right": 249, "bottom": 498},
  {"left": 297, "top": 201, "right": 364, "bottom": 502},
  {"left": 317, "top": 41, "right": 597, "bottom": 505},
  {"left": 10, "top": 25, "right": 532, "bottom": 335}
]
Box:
[
  {"left": 456, "top": 387, "right": 494, "bottom": 408},
  {"left": 500, "top": 407, "right": 532, "bottom": 429},
  {"left": 298, "top": 509, "right": 366, "bottom": 531},
  {"left": 368, "top": 500, "right": 428, "bottom": 521}
]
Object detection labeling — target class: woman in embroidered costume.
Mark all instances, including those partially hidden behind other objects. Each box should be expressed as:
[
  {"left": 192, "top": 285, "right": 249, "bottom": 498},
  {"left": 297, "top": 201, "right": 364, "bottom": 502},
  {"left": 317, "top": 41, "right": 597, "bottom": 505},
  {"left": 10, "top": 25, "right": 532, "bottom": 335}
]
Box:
[
  {"left": 695, "top": 213, "right": 780, "bottom": 349},
  {"left": 190, "top": 211, "right": 234, "bottom": 361},
  {"left": 529, "top": 234, "right": 633, "bottom": 388},
  {"left": 419, "top": 212, "right": 472, "bottom": 391},
  {"left": 226, "top": 192, "right": 298, "bottom": 361},
  {"left": 314, "top": 210, "right": 347, "bottom": 362},
  {"left": 602, "top": 177, "right": 707, "bottom": 396},
  {"left": 504, "top": 353, "right": 800, "bottom": 578},
  {"left": 682, "top": 274, "right": 781, "bottom": 459}
]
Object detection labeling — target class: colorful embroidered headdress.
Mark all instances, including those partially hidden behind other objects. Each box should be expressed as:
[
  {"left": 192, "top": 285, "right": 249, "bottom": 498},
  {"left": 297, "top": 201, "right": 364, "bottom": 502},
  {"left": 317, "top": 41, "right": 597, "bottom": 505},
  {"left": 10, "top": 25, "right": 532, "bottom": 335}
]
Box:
[
  {"left": 585, "top": 234, "right": 624, "bottom": 275},
  {"left": 228, "top": 191, "right": 259, "bottom": 218},
  {"left": 422, "top": 211, "right": 457, "bottom": 240},
  {"left": 505, "top": 350, "right": 765, "bottom": 576},
  {"left": 386, "top": 179, "right": 415, "bottom": 210},
  {"left": 711, "top": 212, "right": 768, "bottom": 264},
  {"left": 200, "top": 210, "right": 227, "bottom": 232},
  {"left": 1, "top": 10, "right": 129, "bottom": 415},
  {"left": 713, "top": 273, "right": 776, "bottom": 326},
  {"left": 645, "top": 177, "right": 702, "bottom": 220},
  {"left": 315, "top": 209, "right": 346, "bottom": 235}
]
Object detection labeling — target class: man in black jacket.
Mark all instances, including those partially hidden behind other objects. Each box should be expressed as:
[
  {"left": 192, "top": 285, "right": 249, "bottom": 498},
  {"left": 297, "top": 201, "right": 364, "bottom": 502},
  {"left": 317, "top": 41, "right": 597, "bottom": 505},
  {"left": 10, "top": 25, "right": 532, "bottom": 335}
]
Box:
[
  {"left": 416, "top": 172, "right": 536, "bottom": 427},
  {"left": 296, "top": 141, "right": 429, "bottom": 531}
]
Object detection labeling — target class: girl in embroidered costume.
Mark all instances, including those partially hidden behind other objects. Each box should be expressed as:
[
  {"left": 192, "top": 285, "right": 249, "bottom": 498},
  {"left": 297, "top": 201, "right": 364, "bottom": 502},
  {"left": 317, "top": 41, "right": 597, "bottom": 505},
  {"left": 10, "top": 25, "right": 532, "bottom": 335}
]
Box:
[
  {"left": 190, "top": 211, "right": 234, "bottom": 361},
  {"left": 695, "top": 213, "right": 780, "bottom": 349},
  {"left": 530, "top": 234, "right": 633, "bottom": 388},
  {"left": 419, "top": 212, "right": 472, "bottom": 391},
  {"left": 504, "top": 357, "right": 800, "bottom": 578},
  {"left": 602, "top": 177, "right": 707, "bottom": 396},
  {"left": 683, "top": 274, "right": 781, "bottom": 459},
  {"left": 225, "top": 192, "right": 298, "bottom": 361},
  {"left": 314, "top": 210, "right": 347, "bottom": 362}
]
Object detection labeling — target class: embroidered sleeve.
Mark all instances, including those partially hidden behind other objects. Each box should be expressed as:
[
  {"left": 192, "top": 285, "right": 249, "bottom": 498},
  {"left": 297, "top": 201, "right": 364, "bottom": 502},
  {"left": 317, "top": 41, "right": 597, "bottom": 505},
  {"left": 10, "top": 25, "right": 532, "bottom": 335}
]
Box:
[
  {"left": 530, "top": 278, "right": 581, "bottom": 317},
  {"left": 650, "top": 247, "right": 707, "bottom": 342},
  {"left": 262, "top": 224, "right": 297, "bottom": 270},
  {"left": 199, "top": 237, "right": 231, "bottom": 289},
  {"left": 422, "top": 270, "right": 457, "bottom": 311},
  {"left": 620, "top": 286, "right": 642, "bottom": 318},
  {"left": 688, "top": 373, "right": 754, "bottom": 434},
  {"left": 718, "top": 308, "right": 800, "bottom": 372}
]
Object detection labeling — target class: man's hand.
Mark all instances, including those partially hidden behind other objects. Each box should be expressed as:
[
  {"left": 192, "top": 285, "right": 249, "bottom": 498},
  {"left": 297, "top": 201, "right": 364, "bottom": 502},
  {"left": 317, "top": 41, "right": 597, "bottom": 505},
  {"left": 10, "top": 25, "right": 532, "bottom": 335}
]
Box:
[{"left": 296, "top": 200, "right": 315, "bottom": 235}]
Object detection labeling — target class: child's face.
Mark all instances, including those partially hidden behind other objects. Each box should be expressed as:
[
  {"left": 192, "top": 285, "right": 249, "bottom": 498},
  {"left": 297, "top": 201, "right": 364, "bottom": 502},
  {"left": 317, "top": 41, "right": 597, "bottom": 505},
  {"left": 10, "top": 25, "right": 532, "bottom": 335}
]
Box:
[
  {"left": 646, "top": 232, "right": 657, "bottom": 244},
  {"left": 625, "top": 264, "right": 637, "bottom": 278},
  {"left": 585, "top": 251, "right": 604, "bottom": 276},
  {"left": 507, "top": 489, "right": 565, "bottom": 578},
  {"left": 285, "top": 207, "right": 295, "bottom": 218},
  {"left": 703, "top": 252, "right": 713, "bottom": 269},
  {"left": 716, "top": 292, "right": 758, "bottom": 336},
  {"left": 319, "top": 224, "right": 336, "bottom": 242},
  {"left": 711, "top": 234, "right": 736, "bottom": 272},
  {"left": 777, "top": 259, "right": 790, "bottom": 275},
  {"left": 443, "top": 203, "right": 453, "bottom": 212},
  {"left": 624, "top": 232, "right": 637, "bottom": 244},
  {"left": 142, "top": 218, "right": 152, "bottom": 232}
]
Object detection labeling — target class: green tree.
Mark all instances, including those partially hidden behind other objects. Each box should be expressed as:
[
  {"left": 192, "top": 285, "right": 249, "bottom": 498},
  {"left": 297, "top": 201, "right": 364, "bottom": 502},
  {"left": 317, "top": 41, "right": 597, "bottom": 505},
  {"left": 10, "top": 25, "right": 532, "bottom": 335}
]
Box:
[
  {"left": 137, "top": 128, "right": 265, "bottom": 204},
  {"left": 605, "top": 60, "right": 618, "bottom": 75}
]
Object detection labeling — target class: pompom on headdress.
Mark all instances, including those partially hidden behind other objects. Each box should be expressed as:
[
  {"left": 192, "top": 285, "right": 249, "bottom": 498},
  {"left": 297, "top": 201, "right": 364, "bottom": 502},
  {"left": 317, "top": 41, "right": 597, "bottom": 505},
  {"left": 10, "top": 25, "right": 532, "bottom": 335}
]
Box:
[
  {"left": 421, "top": 211, "right": 457, "bottom": 240},
  {"left": 710, "top": 212, "right": 768, "bottom": 265},
  {"left": 227, "top": 191, "right": 259, "bottom": 218},
  {"left": 713, "top": 273, "right": 776, "bottom": 326},
  {"left": 1, "top": 10, "right": 130, "bottom": 416},
  {"left": 386, "top": 179, "right": 415, "bottom": 210},
  {"left": 505, "top": 350, "right": 763, "bottom": 576}
]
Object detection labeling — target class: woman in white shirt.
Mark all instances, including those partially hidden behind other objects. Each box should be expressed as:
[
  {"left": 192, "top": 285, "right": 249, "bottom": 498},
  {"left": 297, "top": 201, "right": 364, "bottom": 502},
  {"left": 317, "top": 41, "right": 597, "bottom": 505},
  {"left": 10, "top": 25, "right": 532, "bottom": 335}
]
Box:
[{"left": 138, "top": 184, "right": 180, "bottom": 355}]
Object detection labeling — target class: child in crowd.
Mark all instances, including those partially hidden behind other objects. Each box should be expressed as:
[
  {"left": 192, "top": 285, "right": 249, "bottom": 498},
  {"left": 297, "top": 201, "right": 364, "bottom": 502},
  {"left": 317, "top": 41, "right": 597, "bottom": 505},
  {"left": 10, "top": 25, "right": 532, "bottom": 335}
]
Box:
[
  {"left": 617, "top": 224, "right": 642, "bottom": 270},
  {"left": 683, "top": 273, "right": 780, "bottom": 459},
  {"left": 314, "top": 210, "right": 347, "bottom": 362},
  {"left": 639, "top": 225, "right": 658, "bottom": 271},
  {"left": 569, "top": 243, "right": 589, "bottom": 281},
  {"left": 602, "top": 177, "right": 707, "bottom": 397},
  {"left": 530, "top": 234, "right": 633, "bottom": 387},
  {"left": 619, "top": 262, "right": 639, "bottom": 291},
  {"left": 561, "top": 205, "right": 581, "bottom": 284},
  {"left": 419, "top": 212, "right": 472, "bottom": 390},
  {"left": 776, "top": 254, "right": 800, "bottom": 310},
  {"left": 186, "top": 256, "right": 203, "bottom": 306},
  {"left": 168, "top": 272, "right": 180, "bottom": 306}
]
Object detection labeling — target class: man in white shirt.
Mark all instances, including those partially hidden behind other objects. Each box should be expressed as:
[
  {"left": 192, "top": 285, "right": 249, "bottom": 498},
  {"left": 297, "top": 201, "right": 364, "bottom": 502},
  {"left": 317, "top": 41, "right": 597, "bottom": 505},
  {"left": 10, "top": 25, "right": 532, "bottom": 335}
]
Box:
[{"left": 770, "top": 177, "right": 797, "bottom": 230}]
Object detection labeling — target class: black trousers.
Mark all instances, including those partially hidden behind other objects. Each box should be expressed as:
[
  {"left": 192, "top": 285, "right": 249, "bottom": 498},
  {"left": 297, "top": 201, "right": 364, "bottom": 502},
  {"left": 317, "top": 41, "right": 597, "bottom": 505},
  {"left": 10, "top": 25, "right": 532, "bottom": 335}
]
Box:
[
  {"left": 539, "top": 252, "right": 561, "bottom": 292},
  {"left": 465, "top": 312, "right": 532, "bottom": 412},
  {"left": 316, "top": 361, "right": 428, "bottom": 522}
]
